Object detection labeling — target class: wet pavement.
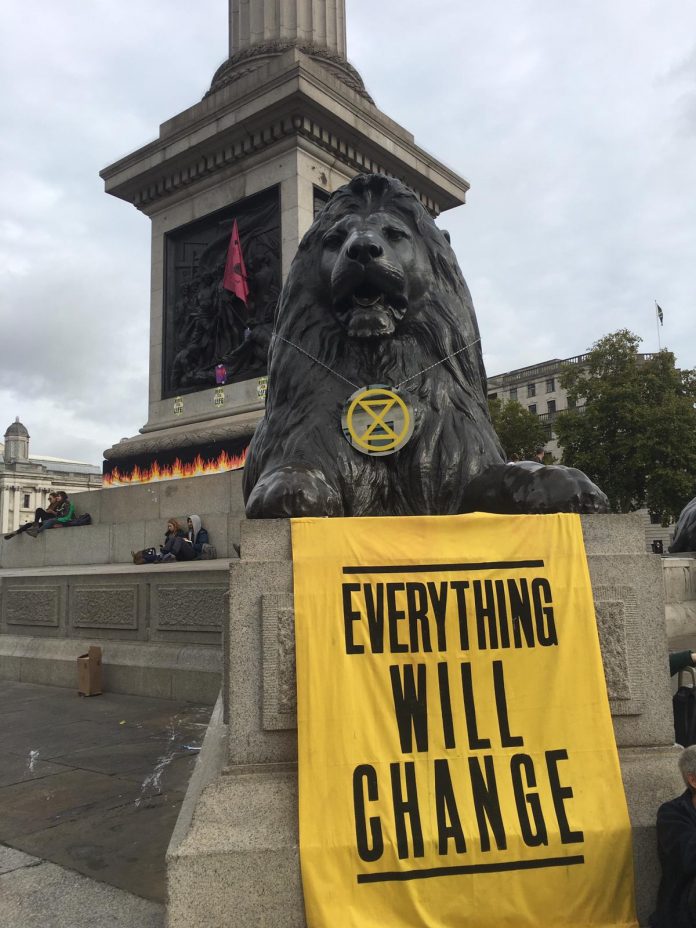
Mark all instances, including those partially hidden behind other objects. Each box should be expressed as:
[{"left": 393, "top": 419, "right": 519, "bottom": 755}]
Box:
[{"left": 0, "top": 679, "right": 211, "bottom": 917}]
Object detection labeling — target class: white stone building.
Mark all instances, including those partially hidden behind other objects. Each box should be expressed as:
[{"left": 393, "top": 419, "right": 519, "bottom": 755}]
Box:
[
  {"left": 0, "top": 419, "right": 102, "bottom": 533},
  {"left": 487, "top": 352, "right": 655, "bottom": 459},
  {"left": 486, "top": 355, "right": 589, "bottom": 458}
]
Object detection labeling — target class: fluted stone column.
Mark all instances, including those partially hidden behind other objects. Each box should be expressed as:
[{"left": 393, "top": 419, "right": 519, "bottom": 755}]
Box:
[
  {"left": 12, "top": 486, "right": 21, "bottom": 532},
  {"left": 229, "top": 0, "right": 347, "bottom": 57}
]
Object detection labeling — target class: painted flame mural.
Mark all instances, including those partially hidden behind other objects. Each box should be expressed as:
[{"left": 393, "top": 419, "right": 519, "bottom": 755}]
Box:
[{"left": 103, "top": 442, "right": 249, "bottom": 487}]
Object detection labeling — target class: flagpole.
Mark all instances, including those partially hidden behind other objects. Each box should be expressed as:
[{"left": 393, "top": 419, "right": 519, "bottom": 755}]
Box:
[{"left": 655, "top": 301, "right": 662, "bottom": 351}]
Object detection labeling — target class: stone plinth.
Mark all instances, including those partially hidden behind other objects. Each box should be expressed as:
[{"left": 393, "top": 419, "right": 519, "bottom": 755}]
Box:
[
  {"left": 663, "top": 555, "right": 696, "bottom": 651},
  {"left": 167, "top": 513, "right": 684, "bottom": 927},
  {"left": 0, "top": 561, "right": 229, "bottom": 703}
]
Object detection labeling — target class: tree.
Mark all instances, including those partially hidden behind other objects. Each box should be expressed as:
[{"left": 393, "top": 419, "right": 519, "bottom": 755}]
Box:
[
  {"left": 555, "top": 329, "right": 696, "bottom": 522},
  {"left": 488, "top": 397, "right": 547, "bottom": 461}
]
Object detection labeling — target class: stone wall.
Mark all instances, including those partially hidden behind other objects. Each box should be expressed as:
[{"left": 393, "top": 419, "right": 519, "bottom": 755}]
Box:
[
  {"left": 0, "top": 563, "right": 229, "bottom": 646},
  {"left": 0, "top": 470, "right": 246, "bottom": 569}
]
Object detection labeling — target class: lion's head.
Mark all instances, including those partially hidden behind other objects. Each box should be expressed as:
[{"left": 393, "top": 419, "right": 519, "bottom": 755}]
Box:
[
  {"left": 314, "top": 174, "right": 431, "bottom": 339},
  {"left": 270, "top": 174, "right": 488, "bottom": 400}
]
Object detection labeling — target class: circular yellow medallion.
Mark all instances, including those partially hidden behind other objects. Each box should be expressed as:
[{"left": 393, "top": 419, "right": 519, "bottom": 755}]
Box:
[{"left": 342, "top": 385, "right": 414, "bottom": 456}]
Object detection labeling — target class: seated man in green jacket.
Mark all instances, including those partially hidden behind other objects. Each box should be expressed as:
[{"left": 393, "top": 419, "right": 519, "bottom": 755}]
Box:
[{"left": 34, "top": 491, "right": 75, "bottom": 535}]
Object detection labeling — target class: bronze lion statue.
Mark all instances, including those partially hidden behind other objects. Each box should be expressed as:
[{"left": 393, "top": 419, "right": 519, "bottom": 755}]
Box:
[
  {"left": 243, "top": 174, "right": 608, "bottom": 518},
  {"left": 670, "top": 497, "right": 696, "bottom": 553}
]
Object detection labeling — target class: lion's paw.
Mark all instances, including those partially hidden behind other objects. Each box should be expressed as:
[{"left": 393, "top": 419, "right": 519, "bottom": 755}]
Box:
[
  {"left": 460, "top": 463, "right": 609, "bottom": 515},
  {"left": 245, "top": 467, "right": 344, "bottom": 519},
  {"left": 513, "top": 464, "right": 609, "bottom": 514}
]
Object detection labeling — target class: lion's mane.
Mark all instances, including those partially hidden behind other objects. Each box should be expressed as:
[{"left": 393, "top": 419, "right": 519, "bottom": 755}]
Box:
[{"left": 243, "top": 174, "right": 505, "bottom": 516}]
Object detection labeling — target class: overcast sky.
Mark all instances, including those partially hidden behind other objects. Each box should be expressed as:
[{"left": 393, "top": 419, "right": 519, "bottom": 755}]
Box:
[{"left": 1, "top": 0, "right": 695, "bottom": 464}]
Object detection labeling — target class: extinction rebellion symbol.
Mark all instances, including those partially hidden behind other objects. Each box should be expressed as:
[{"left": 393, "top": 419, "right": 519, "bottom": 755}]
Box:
[{"left": 342, "top": 385, "right": 414, "bottom": 456}]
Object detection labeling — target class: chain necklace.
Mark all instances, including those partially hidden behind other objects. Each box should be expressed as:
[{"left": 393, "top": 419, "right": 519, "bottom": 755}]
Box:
[
  {"left": 268, "top": 329, "right": 483, "bottom": 456},
  {"left": 270, "top": 331, "right": 482, "bottom": 390}
]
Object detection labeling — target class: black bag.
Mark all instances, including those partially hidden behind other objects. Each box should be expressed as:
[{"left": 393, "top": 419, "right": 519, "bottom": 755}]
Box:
[
  {"left": 69, "top": 513, "right": 92, "bottom": 527},
  {"left": 673, "top": 667, "right": 696, "bottom": 747},
  {"left": 132, "top": 546, "right": 159, "bottom": 565}
]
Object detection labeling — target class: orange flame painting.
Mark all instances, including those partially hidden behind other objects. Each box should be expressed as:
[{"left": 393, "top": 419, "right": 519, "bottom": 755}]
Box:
[{"left": 104, "top": 447, "right": 248, "bottom": 487}]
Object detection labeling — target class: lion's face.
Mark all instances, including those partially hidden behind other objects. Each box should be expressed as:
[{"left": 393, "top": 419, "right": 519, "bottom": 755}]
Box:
[{"left": 318, "top": 207, "right": 429, "bottom": 339}]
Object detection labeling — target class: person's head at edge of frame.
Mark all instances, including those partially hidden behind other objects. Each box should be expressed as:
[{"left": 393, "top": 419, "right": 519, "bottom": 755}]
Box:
[{"left": 678, "top": 746, "right": 696, "bottom": 801}]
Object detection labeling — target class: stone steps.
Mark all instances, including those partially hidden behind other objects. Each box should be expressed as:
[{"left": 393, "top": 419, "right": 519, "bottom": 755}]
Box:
[{"left": 0, "top": 470, "right": 246, "bottom": 568}]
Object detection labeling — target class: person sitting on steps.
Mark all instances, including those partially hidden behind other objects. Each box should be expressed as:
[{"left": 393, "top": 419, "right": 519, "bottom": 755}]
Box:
[
  {"left": 185, "top": 514, "right": 210, "bottom": 560},
  {"left": 34, "top": 491, "right": 75, "bottom": 535},
  {"left": 159, "top": 518, "right": 186, "bottom": 562},
  {"left": 161, "top": 515, "right": 210, "bottom": 562},
  {"left": 4, "top": 492, "right": 60, "bottom": 539}
]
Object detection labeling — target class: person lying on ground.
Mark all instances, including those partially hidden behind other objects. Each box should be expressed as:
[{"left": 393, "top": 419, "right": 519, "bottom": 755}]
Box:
[
  {"left": 651, "top": 745, "right": 696, "bottom": 927},
  {"left": 35, "top": 491, "right": 75, "bottom": 534},
  {"left": 4, "top": 492, "right": 60, "bottom": 539}
]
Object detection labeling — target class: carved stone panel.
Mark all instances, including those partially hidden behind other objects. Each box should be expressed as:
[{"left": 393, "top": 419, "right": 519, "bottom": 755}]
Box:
[
  {"left": 72, "top": 587, "right": 138, "bottom": 630},
  {"left": 5, "top": 586, "right": 60, "bottom": 627},
  {"left": 154, "top": 585, "right": 227, "bottom": 632},
  {"left": 593, "top": 585, "right": 644, "bottom": 716},
  {"left": 163, "top": 185, "right": 281, "bottom": 397},
  {"left": 262, "top": 593, "right": 297, "bottom": 730}
]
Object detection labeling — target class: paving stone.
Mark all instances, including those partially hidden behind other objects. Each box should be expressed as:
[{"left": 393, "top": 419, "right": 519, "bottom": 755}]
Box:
[
  {"left": 51, "top": 739, "right": 200, "bottom": 793},
  {"left": 0, "top": 716, "right": 153, "bottom": 759},
  {"left": 0, "top": 768, "right": 140, "bottom": 841},
  {"left": 1, "top": 859, "right": 164, "bottom": 928},
  {"left": 0, "top": 750, "right": 67, "bottom": 789},
  {"left": 0, "top": 680, "right": 207, "bottom": 910},
  {"left": 13, "top": 791, "right": 184, "bottom": 903},
  {"left": 0, "top": 844, "right": 40, "bottom": 875}
]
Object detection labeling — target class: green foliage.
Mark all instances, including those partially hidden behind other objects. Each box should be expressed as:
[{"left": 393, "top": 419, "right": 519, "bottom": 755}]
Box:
[
  {"left": 555, "top": 329, "right": 696, "bottom": 522},
  {"left": 489, "top": 397, "right": 547, "bottom": 461}
]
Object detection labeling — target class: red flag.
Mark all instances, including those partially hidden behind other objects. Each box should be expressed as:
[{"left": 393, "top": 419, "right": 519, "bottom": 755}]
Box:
[{"left": 222, "top": 220, "right": 249, "bottom": 304}]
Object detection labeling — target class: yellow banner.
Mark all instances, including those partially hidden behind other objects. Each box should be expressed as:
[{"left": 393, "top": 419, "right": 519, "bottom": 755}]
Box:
[{"left": 292, "top": 513, "right": 637, "bottom": 928}]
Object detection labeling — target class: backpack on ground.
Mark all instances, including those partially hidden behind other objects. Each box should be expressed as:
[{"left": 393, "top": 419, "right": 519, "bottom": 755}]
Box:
[
  {"left": 132, "top": 547, "right": 159, "bottom": 565},
  {"left": 673, "top": 667, "right": 696, "bottom": 746},
  {"left": 199, "top": 543, "right": 217, "bottom": 560}
]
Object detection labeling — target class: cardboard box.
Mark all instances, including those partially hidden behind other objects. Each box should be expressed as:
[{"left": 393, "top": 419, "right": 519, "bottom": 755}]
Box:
[{"left": 77, "top": 646, "right": 102, "bottom": 696}]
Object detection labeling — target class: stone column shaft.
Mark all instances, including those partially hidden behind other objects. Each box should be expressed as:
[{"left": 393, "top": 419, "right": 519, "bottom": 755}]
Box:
[
  {"left": 12, "top": 486, "right": 21, "bottom": 531},
  {"left": 0, "top": 486, "right": 8, "bottom": 533},
  {"left": 230, "top": 0, "right": 347, "bottom": 57}
]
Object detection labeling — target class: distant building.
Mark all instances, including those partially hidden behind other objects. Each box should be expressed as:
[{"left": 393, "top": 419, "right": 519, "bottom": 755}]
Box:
[
  {"left": 486, "top": 355, "right": 591, "bottom": 458},
  {"left": 487, "top": 352, "right": 654, "bottom": 458},
  {"left": 0, "top": 418, "right": 102, "bottom": 533}
]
